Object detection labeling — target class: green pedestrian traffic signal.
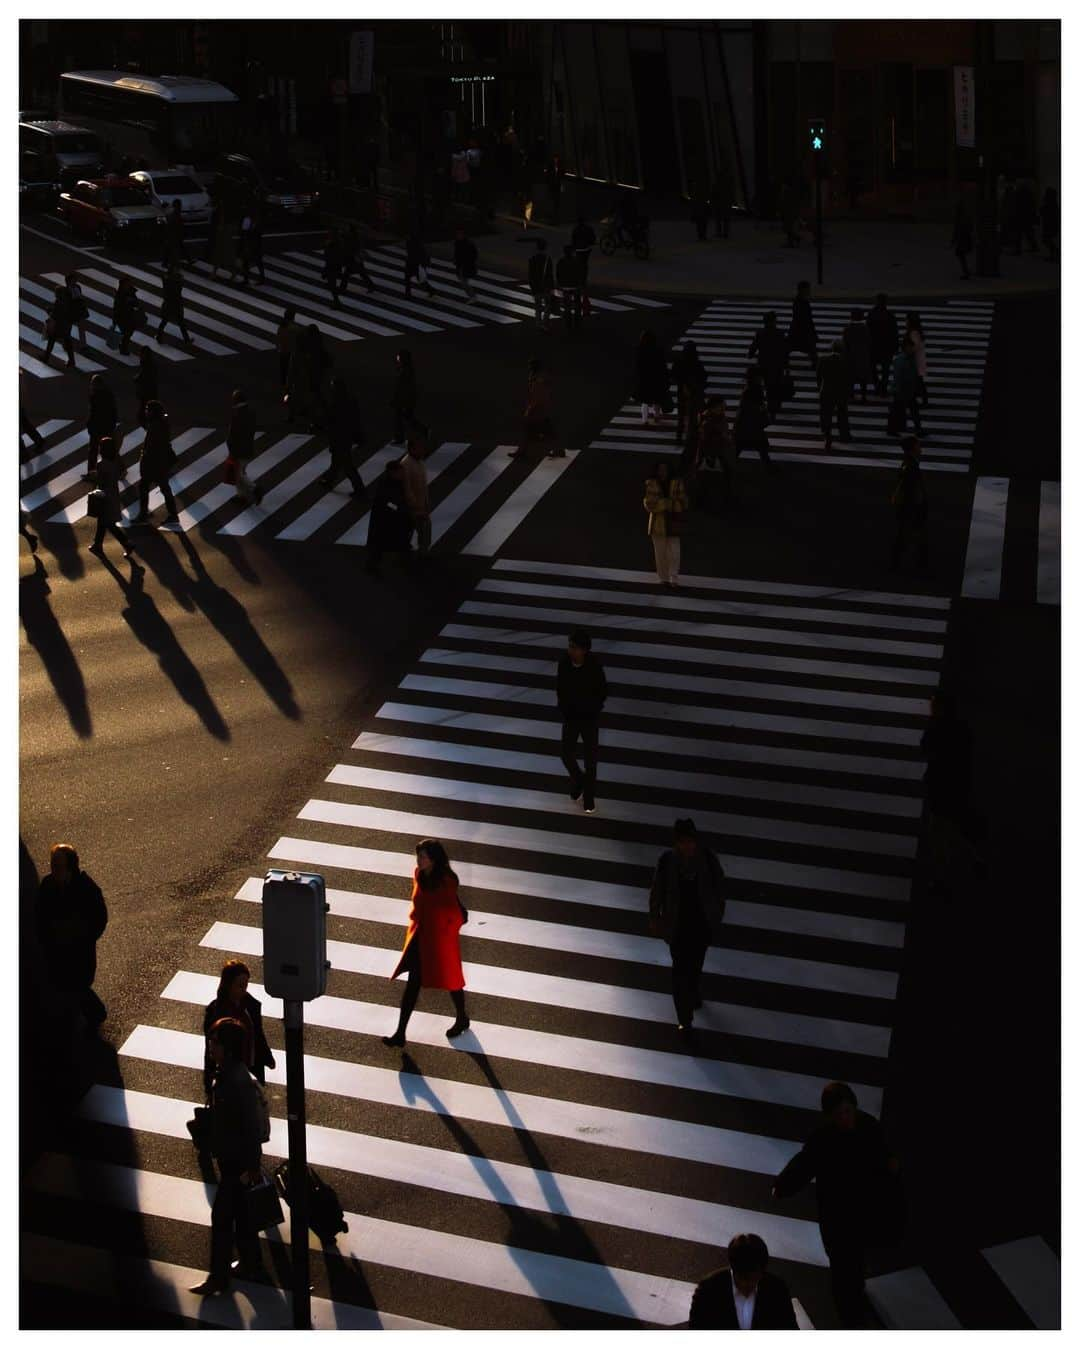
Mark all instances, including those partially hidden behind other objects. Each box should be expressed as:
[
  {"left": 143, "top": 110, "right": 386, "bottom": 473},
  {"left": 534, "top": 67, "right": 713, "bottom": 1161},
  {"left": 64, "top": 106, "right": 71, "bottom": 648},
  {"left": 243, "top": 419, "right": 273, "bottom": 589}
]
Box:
[{"left": 809, "top": 121, "right": 826, "bottom": 153}]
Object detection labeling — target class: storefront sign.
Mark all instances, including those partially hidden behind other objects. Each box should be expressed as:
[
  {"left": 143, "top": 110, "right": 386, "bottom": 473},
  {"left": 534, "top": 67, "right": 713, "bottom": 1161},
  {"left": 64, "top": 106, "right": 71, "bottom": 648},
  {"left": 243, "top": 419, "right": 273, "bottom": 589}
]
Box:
[
  {"left": 954, "top": 66, "right": 975, "bottom": 148},
  {"left": 349, "top": 30, "right": 375, "bottom": 95}
]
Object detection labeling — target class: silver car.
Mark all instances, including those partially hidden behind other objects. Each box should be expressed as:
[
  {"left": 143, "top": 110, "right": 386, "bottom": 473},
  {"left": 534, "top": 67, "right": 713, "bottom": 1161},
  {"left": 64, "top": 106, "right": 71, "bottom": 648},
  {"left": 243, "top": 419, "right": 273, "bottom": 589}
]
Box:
[{"left": 129, "top": 168, "right": 212, "bottom": 224}]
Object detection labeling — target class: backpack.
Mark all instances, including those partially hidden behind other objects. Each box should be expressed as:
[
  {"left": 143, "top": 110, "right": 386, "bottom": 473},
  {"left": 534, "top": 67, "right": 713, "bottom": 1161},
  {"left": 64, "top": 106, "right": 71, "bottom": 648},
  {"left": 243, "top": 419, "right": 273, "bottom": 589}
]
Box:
[{"left": 274, "top": 1160, "right": 349, "bottom": 1241}]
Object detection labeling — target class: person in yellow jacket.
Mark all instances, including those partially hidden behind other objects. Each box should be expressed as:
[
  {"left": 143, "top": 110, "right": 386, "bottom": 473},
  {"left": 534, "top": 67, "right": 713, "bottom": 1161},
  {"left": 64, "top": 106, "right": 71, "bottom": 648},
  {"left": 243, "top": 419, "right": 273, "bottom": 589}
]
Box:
[{"left": 644, "top": 460, "right": 688, "bottom": 588}]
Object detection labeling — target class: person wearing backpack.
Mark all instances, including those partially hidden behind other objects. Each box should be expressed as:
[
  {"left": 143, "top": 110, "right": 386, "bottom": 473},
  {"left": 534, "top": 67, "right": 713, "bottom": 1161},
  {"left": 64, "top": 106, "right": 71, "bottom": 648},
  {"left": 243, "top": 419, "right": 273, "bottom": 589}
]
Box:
[
  {"left": 192, "top": 1016, "right": 270, "bottom": 1295},
  {"left": 648, "top": 818, "right": 726, "bottom": 1044}
]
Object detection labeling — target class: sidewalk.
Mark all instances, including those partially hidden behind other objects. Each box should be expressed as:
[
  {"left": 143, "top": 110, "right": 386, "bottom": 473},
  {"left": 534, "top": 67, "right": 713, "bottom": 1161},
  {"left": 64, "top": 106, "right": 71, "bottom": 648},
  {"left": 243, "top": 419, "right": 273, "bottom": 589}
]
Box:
[{"left": 426, "top": 213, "right": 1060, "bottom": 301}]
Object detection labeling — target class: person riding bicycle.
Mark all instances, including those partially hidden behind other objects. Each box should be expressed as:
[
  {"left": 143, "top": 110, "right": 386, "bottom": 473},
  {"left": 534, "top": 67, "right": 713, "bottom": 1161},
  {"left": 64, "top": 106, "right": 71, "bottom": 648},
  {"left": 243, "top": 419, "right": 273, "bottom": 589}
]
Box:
[{"left": 614, "top": 190, "right": 641, "bottom": 247}]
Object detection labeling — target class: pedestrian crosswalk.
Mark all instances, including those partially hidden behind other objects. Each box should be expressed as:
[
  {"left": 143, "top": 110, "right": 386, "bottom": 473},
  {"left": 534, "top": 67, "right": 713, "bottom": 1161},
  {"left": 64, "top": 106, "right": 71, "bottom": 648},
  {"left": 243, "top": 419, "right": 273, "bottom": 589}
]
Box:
[
  {"left": 26, "top": 558, "right": 947, "bottom": 1328},
  {"left": 961, "top": 475, "right": 1060, "bottom": 604},
  {"left": 593, "top": 298, "right": 992, "bottom": 474},
  {"left": 866, "top": 1235, "right": 1060, "bottom": 1330},
  {"left": 19, "top": 419, "right": 572, "bottom": 555},
  {"left": 18, "top": 245, "right": 667, "bottom": 379}
]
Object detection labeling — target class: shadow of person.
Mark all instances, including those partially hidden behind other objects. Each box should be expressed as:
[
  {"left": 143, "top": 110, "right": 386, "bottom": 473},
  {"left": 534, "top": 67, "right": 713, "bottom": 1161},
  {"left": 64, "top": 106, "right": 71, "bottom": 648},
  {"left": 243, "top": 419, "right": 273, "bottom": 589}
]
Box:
[
  {"left": 19, "top": 555, "right": 92, "bottom": 737},
  {"left": 396, "top": 1050, "right": 636, "bottom": 1325},
  {"left": 196, "top": 527, "right": 262, "bottom": 586},
  {"left": 114, "top": 559, "right": 231, "bottom": 740},
  {"left": 176, "top": 532, "right": 300, "bottom": 720},
  {"left": 125, "top": 530, "right": 196, "bottom": 613},
  {"left": 34, "top": 523, "right": 86, "bottom": 581}
]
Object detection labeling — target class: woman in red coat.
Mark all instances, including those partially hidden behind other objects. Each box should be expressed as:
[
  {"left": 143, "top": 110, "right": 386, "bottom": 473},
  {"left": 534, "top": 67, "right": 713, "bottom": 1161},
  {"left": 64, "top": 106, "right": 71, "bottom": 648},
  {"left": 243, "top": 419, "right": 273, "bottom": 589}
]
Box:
[{"left": 382, "top": 839, "right": 470, "bottom": 1047}]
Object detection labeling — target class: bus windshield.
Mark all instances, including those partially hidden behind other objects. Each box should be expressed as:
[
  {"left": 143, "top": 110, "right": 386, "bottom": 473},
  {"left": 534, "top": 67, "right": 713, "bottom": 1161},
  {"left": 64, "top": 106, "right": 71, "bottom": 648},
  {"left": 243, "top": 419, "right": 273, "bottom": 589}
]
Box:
[{"left": 170, "top": 102, "right": 238, "bottom": 159}]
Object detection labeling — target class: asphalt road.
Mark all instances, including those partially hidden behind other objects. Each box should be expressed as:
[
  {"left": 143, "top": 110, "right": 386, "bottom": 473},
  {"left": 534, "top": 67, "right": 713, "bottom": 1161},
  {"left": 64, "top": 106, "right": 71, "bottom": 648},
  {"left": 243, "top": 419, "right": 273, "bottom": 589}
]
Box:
[{"left": 19, "top": 210, "right": 1060, "bottom": 1329}]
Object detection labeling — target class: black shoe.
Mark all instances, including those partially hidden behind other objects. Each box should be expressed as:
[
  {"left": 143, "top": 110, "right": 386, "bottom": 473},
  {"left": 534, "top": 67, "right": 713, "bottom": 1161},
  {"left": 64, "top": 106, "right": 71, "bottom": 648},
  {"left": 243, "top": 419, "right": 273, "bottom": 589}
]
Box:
[
  {"left": 583, "top": 797, "right": 596, "bottom": 814},
  {"left": 190, "top": 1277, "right": 231, "bottom": 1296},
  {"left": 446, "top": 1017, "right": 471, "bottom": 1039},
  {"left": 230, "top": 1259, "right": 269, "bottom": 1282},
  {"left": 677, "top": 1023, "right": 697, "bottom": 1048},
  {"left": 382, "top": 1031, "right": 406, "bottom": 1048},
  {"left": 569, "top": 783, "right": 583, "bottom": 802},
  {"left": 26, "top": 532, "right": 38, "bottom": 553}
]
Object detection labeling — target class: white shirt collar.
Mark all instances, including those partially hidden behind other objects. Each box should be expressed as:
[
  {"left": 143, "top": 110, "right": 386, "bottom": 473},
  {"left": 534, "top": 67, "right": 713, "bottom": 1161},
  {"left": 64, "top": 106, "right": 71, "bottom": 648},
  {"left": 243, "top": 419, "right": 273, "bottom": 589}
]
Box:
[{"left": 731, "top": 1271, "right": 758, "bottom": 1330}]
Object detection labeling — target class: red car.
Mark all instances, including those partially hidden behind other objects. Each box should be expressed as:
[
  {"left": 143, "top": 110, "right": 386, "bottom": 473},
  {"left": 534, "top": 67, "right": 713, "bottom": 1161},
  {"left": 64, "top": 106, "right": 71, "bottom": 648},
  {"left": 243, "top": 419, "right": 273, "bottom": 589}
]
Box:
[{"left": 57, "top": 176, "right": 166, "bottom": 243}]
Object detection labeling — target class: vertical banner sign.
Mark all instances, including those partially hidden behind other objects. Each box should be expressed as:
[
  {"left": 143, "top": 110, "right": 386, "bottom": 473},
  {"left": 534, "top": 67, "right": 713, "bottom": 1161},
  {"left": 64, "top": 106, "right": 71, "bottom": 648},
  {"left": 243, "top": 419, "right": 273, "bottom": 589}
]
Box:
[
  {"left": 954, "top": 66, "right": 975, "bottom": 148},
  {"left": 349, "top": 30, "right": 375, "bottom": 95}
]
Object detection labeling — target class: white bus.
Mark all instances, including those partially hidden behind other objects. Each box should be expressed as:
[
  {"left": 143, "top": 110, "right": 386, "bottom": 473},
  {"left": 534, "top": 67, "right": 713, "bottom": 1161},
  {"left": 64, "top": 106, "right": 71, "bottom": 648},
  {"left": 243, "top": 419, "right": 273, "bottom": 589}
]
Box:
[{"left": 57, "top": 71, "right": 240, "bottom": 170}]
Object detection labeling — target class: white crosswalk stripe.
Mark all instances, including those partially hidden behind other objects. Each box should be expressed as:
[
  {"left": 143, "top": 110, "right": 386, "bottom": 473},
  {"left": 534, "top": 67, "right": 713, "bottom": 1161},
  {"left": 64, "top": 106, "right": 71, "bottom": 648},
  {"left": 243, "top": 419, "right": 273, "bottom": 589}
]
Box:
[
  {"left": 35, "top": 557, "right": 940, "bottom": 1327},
  {"left": 20, "top": 245, "right": 665, "bottom": 379},
  {"left": 588, "top": 297, "right": 990, "bottom": 472}
]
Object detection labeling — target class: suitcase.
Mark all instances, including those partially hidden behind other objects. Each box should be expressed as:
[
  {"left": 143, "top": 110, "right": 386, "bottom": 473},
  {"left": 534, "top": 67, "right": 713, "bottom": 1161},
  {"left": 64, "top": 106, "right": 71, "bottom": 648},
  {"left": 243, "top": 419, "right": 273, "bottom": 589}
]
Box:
[{"left": 274, "top": 1160, "right": 349, "bottom": 1241}]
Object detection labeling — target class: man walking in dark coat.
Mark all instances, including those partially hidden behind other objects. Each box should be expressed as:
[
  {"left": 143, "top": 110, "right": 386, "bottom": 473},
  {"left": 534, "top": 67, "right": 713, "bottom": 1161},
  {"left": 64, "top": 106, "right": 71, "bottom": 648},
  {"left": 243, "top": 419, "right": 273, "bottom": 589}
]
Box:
[
  {"left": 162, "top": 199, "right": 189, "bottom": 268},
  {"left": 34, "top": 843, "right": 108, "bottom": 1031},
  {"left": 787, "top": 280, "right": 818, "bottom": 370},
  {"left": 85, "top": 373, "right": 118, "bottom": 478},
  {"left": 748, "top": 311, "right": 790, "bottom": 420},
  {"left": 772, "top": 1081, "right": 901, "bottom": 1328},
  {"left": 867, "top": 294, "right": 899, "bottom": 396},
  {"left": 649, "top": 818, "right": 726, "bottom": 1043},
  {"left": 452, "top": 227, "right": 479, "bottom": 302},
  {"left": 690, "top": 1233, "right": 798, "bottom": 1329},
  {"left": 555, "top": 244, "right": 582, "bottom": 330},
  {"left": 226, "top": 387, "right": 263, "bottom": 506},
  {"left": 340, "top": 222, "right": 376, "bottom": 295},
  {"left": 555, "top": 628, "right": 606, "bottom": 815},
  {"left": 817, "top": 339, "right": 852, "bottom": 450},
  {"left": 528, "top": 238, "right": 556, "bottom": 328},
  {"left": 365, "top": 459, "right": 412, "bottom": 576},
  {"left": 323, "top": 229, "right": 345, "bottom": 309},
  {"left": 318, "top": 377, "right": 367, "bottom": 496}
]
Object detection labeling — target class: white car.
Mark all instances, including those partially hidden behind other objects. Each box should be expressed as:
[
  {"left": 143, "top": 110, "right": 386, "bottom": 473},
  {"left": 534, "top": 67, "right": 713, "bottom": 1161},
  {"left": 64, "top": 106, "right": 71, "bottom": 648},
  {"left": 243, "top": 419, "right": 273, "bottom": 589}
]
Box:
[{"left": 128, "top": 168, "right": 212, "bottom": 224}]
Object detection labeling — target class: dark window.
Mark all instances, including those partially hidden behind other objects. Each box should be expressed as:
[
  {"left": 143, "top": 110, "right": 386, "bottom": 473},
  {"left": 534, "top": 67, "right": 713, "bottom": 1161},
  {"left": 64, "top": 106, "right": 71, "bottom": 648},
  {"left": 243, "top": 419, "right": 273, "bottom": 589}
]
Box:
[
  {"left": 880, "top": 62, "right": 914, "bottom": 183},
  {"left": 915, "top": 69, "right": 948, "bottom": 180},
  {"left": 677, "top": 97, "right": 710, "bottom": 195}
]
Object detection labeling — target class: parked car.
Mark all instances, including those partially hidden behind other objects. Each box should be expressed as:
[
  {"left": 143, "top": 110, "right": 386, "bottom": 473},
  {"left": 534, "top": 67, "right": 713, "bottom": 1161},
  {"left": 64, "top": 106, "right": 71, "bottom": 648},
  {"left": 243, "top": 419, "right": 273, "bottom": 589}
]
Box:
[
  {"left": 19, "top": 120, "right": 105, "bottom": 188},
  {"left": 209, "top": 152, "right": 319, "bottom": 218},
  {"left": 20, "top": 147, "right": 61, "bottom": 210},
  {"left": 129, "top": 167, "right": 212, "bottom": 224},
  {"left": 57, "top": 177, "right": 166, "bottom": 242}
]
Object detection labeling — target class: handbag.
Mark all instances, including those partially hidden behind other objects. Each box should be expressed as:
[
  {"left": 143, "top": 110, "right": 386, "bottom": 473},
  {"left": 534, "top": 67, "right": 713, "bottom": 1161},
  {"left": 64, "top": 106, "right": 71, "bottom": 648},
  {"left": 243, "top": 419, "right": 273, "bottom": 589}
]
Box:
[
  {"left": 106, "top": 326, "right": 122, "bottom": 351},
  {"left": 85, "top": 489, "right": 106, "bottom": 519},
  {"left": 242, "top": 1174, "right": 285, "bottom": 1232},
  {"left": 186, "top": 1105, "right": 213, "bottom": 1151}
]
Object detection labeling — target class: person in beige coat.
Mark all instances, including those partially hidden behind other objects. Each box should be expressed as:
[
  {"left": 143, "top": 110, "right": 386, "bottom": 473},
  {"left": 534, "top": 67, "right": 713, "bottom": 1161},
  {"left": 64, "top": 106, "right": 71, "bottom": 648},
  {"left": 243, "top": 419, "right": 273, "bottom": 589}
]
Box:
[
  {"left": 400, "top": 427, "right": 431, "bottom": 557},
  {"left": 644, "top": 460, "right": 688, "bottom": 588}
]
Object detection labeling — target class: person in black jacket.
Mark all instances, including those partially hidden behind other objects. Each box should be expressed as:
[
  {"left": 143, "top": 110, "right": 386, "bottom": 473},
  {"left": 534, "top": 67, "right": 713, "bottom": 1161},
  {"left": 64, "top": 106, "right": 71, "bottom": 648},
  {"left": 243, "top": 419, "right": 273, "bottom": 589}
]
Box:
[
  {"left": 649, "top": 818, "right": 726, "bottom": 1041},
  {"left": 340, "top": 223, "right": 376, "bottom": 295},
  {"left": 42, "top": 283, "right": 76, "bottom": 370},
  {"left": 671, "top": 342, "right": 707, "bottom": 452},
  {"left": 786, "top": 280, "right": 818, "bottom": 370},
  {"left": 226, "top": 388, "right": 263, "bottom": 505},
  {"left": 34, "top": 843, "right": 108, "bottom": 1031},
  {"left": 85, "top": 373, "right": 118, "bottom": 477},
  {"left": 319, "top": 377, "right": 367, "bottom": 496},
  {"left": 453, "top": 227, "right": 478, "bottom": 302},
  {"left": 201, "top": 960, "right": 276, "bottom": 1099},
  {"left": 157, "top": 263, "right": 193, "bottom": 345},
  {"left": 323, "top": 228, "right": 345, "bottom": 309},
  {"left": 773, "top": 1081, "right": 900, "bottom": 1328},
  {"left": 365, "top": 459, "right": 412, "bottom": 577},
  {"left": 555, "top": 628, "right": 606, "bottom": 815},
  {"left": 528, "top": 238, "right": 556, "bottom": 328},
  {"left": 191, "top": 1017, "right": 268, "bottom": 1295},
  {"left": 556, "top": 244, "right": 582, "bottom": 329},
  {"left": 748, "top": 311, "right": 789, "bottom": 420},
  {"left": 690, "top": 1233, "right": 798, "bottom": 1329},
  {"left": 866, "top": 294, "right": 899, "bottom": 396},
  {"left": 134, "top": 346, "right": 159, "bottom": 427},
  {"left": 817, "top": 339, "right": 852, "bottom": 451},
  {"left": 112, "top": 276, "right": 142, "bottom": 355},
  {"left": 734, "top": 368, "right": 773, "bottom": 468},
  {"left": 404, "top": 232, "right": 435, "bottom": 299}
]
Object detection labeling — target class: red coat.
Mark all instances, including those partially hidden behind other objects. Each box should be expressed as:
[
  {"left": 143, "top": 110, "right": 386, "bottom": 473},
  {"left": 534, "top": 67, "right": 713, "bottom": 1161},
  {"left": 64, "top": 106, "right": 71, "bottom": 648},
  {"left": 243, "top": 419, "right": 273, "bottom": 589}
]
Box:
[{"left": 390, "top": 869, "right": 466, "bottom": 991}]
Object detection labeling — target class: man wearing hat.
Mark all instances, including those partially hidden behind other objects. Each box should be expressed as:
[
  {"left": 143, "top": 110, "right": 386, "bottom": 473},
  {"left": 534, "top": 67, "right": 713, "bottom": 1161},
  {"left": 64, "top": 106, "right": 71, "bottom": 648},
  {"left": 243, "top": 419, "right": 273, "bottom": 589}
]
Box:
[{"left": 648, "top": 818, "right": 726, "bottom": 1041}]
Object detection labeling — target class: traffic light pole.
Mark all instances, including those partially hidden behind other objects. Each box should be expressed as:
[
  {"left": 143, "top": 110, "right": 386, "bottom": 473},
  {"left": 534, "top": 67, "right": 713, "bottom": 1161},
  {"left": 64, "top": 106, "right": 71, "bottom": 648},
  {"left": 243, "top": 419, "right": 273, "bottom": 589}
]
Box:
[
  {"left": 284, "top": 999, "right": 311, "bottom": 1330},
  {"left": 815, "top": 155, "right": 824, "bottom": 285}
]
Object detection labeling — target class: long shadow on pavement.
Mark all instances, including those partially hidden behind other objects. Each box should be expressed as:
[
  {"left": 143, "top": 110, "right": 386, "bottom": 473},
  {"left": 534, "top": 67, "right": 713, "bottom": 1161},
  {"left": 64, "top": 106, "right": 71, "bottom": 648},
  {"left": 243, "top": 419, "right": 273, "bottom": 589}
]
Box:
[{"left": 19, "top": 554, "right": 92, "bottom": 738}]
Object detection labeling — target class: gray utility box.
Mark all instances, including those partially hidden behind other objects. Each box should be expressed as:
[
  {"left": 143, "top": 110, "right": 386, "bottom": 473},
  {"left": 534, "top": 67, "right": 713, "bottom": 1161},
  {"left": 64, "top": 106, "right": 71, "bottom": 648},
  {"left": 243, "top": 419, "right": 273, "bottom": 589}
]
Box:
[{"left": 262, "top": 870, "right": 330, "bottom": 1001}]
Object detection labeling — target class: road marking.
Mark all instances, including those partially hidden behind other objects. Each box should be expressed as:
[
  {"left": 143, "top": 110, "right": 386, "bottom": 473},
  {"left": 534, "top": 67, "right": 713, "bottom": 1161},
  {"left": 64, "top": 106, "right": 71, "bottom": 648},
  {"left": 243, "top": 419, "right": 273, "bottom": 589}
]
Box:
[
  {"left": 463, "top": 450, "right": 578, "bottom": 556},
  {"left": 1037, "top": 481, "right": 1061, "bottom": 605},
  {"left": 122, "top": 1022, "right": 803, "bottom": 1174},
  {"left": 21, "top": 427, "right": 90, "bottom": 480},
  {"left": 119, "top": 435, "right": 224, "bottom": 523},
  {"left": 275, "top": 440, "right": 397, "bottom": 541},
  {"left": 375, "top": 700, "right": 926, "bottom": 780},
  {"left": 430, "top": 446, "right": 511, "bottom": 544},
  {"left": 31, "top": 429, "right": 145, "bottom": 519},
  {"left": 218, "top": 447, "right": 331, "bottom": 537},
  {"left": 323, "top": 760, "right": 915, "bottom": 857},
  {"left": 961, "top": 476, "right": 1009, "bottom": 599},
  {"left": 351, "top": 727, "right": 922, "bottom": 820},
  {"left": 171, "top": 433, "right": 309, "bottom": 531},
  {"left": 77, "top": 1083, "right": 833, "bottom": 1262},
  {"left": 26, "top": 1152, "right": 697, "bottom": 1323},
  {"left": 203, "top": 917, "right": 893, "bottom": 1049},
  {"left": 21, "top": 1232, "right": 437, "bottom": 1331},
  {"left": 267, "top": 251, "right": 480, "bottom": 329},
  {"left": 980, "top": 1236, "right": 1060, "bottom": 1329},
  {"left": 490, "top": 557, "right": 951, "bottom": 610},
  {"left": 866, "top": 1267, "right": 961, "bottom": 1328}
]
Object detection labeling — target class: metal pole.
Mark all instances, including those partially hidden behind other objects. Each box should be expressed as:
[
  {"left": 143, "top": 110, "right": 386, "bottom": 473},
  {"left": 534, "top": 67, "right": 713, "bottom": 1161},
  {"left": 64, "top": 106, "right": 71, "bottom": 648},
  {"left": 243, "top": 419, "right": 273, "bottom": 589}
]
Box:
[
  {"left": 815, "top": 154, "right": 823, "bottom": 284},
  {"left": 284, "top": 999, "right": 311, "bottom": 1330}
]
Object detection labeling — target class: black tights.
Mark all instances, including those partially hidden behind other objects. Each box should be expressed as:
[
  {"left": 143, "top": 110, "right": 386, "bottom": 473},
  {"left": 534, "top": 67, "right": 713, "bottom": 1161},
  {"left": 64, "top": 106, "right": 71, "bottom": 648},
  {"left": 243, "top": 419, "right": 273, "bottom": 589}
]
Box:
[{"left": 392, "top": 960, "right": 466, "bottom": 1038}]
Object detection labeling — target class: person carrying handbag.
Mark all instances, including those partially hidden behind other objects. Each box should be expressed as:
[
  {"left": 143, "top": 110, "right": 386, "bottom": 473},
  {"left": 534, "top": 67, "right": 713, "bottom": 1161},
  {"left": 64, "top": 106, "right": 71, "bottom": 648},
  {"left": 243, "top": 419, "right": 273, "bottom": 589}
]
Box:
[
  {"left": 644, "top": 459, "right": 688, "bottom": 588},
  {"left": 225, "top": 388, "right": 263, "bottom": 505},
  {"left": 192, "top": 1017, "right": 272, "bottom": 1295}
]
